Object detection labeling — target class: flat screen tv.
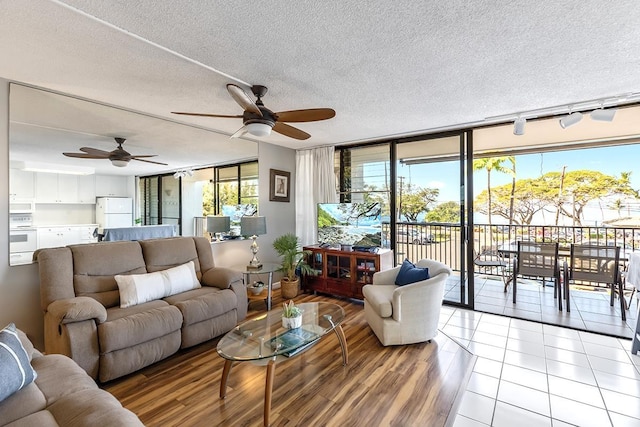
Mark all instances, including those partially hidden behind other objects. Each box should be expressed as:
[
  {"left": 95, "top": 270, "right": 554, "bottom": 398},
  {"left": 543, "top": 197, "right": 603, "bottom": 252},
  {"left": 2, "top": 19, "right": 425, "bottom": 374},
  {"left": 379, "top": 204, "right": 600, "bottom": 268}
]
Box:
[{"left": 317, "top": 202, "right": 382, "bottom": 247}]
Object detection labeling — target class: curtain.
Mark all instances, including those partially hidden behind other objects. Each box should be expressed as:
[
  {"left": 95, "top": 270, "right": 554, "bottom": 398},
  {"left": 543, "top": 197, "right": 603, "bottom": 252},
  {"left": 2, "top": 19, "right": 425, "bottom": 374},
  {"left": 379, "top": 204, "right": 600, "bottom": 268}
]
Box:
[{"left": 295, "top": 146, "right": 337, "bottom": 245}]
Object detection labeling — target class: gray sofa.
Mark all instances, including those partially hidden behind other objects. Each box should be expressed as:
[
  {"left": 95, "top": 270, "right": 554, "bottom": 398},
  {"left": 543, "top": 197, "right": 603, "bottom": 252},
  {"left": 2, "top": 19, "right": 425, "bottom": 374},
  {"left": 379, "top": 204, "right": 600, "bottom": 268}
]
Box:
[
  {"left": 0, "top": 328, "right": 143, "bottom": 427},
  {"left": 36, "top": 236, "right": 247, "bottom": 382}
]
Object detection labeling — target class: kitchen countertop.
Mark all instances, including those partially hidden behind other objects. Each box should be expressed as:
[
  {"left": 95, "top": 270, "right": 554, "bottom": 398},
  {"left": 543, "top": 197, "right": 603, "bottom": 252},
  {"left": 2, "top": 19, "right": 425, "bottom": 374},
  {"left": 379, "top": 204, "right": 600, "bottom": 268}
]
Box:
[{"left": 35, "top": 223, "right": 98, "bottom": 227}]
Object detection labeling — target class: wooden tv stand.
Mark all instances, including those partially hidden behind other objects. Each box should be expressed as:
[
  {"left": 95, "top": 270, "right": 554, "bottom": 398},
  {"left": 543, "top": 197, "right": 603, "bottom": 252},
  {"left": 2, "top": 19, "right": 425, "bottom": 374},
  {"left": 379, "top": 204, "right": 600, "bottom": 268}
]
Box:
[{"left": 303, "top": 246, "right": 393, "bottom": 299}]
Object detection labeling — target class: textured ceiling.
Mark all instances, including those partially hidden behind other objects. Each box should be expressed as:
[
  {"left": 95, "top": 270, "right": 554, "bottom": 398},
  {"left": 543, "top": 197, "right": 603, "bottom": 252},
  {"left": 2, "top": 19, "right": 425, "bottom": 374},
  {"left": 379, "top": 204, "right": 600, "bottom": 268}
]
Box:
[{"left": 2, "top": 1, "right": 640, "bottom": 175}]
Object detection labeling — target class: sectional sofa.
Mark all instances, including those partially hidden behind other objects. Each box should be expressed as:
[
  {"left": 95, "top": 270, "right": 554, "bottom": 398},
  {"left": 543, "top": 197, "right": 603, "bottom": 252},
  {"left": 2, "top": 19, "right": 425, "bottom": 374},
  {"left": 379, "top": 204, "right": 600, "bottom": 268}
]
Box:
[
  {"left": 36, "top": 236, "right": 247, "bottom": 382},
  {"left": 0, "top": 325, "right": 144, "bottom": 426}
]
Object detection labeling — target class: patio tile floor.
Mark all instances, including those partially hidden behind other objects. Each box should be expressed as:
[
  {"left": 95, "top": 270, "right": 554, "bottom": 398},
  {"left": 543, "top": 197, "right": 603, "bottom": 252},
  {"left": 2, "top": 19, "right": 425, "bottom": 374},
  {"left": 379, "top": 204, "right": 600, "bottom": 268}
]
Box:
[{"left": 444, "top": 274, "right": 637, "bottom": 339}]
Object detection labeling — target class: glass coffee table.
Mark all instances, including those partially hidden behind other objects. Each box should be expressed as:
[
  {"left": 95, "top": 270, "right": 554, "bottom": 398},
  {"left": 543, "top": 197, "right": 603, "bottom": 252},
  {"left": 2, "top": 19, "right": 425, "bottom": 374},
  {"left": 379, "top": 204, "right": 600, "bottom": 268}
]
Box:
[{"left": 217, "top": 302, "right": 348, "bottom": 426}]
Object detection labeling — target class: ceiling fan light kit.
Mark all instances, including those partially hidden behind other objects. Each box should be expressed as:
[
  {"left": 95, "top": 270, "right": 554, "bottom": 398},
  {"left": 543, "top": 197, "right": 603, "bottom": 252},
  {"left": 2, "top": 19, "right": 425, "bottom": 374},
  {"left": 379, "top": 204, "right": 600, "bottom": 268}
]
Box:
[
  {"left": 172, "top": 83, "right": 335, "bottom": 141},
  {"left": 110, "top": 159, "right": 129, "bottom": 167},
  {"left": 246, "top": 122, "right": 272, "bottom": 137}
]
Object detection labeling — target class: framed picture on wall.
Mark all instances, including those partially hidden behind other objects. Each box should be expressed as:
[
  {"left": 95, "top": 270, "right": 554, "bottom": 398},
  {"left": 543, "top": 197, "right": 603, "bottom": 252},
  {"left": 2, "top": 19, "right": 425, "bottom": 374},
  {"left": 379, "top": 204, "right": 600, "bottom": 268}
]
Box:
[{"left": 269, "top": 169, "right": 290, "bottom": 202}]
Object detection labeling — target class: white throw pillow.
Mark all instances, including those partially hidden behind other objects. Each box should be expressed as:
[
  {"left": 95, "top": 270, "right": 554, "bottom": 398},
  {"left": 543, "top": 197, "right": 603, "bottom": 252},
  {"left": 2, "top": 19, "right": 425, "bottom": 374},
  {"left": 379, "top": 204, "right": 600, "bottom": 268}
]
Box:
[
  {"left": 115, "top": 261, "right": 201, "bottom": 308},
  {"left": 164, "top": 261, "right": 201, "bottom": 296},
  {"left": 115, "top": 271, "right": 168, "bottom": 308}
]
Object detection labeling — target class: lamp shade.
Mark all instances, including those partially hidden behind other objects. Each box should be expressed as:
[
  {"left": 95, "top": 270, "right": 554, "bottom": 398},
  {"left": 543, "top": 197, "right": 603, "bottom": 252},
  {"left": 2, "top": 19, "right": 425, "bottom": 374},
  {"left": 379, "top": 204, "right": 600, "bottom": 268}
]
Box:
[
  {"left": 207, "top": 216, "right": 231, "bottom": 233},
  {"left": 241, "top": 216, "right": 267, "bottom": 236}
]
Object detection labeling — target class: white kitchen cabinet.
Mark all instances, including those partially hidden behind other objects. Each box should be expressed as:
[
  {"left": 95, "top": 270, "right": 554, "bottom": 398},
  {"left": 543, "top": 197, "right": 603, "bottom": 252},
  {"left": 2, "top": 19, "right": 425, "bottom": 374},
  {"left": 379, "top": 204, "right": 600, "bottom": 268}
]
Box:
[
  {"left": 35, "top": 173, "right": 98, "bottom": 204},
  {"left": 57, "top": 174, "right": 79, "bottom": 203},
  {"left": 95, "top": 175, "right": 129, "bottom": 197},
  {"left": 37, "top": 227, "right": 81, "bottom": 249},
  {"left": 35, "top": 172, "right": 80, "bottom": 203},
  {"left": 37, "top": 225, "right": 97, "bottom": 249},
  {"left": 77, "top": 174, "right": 96, "bottom": 203},
  {"left": 9, "top": 168, "right": 35, "bottom": 200}
]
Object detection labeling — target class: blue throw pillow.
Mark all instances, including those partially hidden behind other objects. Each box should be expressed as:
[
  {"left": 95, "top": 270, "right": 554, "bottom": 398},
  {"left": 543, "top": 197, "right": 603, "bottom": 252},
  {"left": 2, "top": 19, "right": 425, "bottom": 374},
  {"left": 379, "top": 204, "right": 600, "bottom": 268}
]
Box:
[
  {"left": 0, "top": 323, "right": 37, "bottom": 402},
  {"left": 395, "top": 259, "right": 430, "bottom": 286}
]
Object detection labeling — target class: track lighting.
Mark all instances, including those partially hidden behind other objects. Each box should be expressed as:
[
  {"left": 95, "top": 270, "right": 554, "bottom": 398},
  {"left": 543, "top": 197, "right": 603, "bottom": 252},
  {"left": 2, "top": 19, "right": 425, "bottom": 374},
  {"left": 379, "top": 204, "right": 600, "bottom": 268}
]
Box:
[
  {"left": 590, "top": 108, "right": 617, "bottom": 122},
  {"left": 173, "top": 169, "right": 194, "bottom": 179},
  {"left": 559, "top": 111, "right": 583, "bottom": 129},
  {"left": 513, "top": 117, "right": 526, "bottom": 135}
]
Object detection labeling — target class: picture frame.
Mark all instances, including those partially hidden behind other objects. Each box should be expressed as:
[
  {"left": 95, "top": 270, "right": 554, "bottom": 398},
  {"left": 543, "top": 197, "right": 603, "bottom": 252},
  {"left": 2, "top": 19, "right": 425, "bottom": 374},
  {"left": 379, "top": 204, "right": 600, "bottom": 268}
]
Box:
[{"left": 269, "top": 169, "right": 290, "bottom": 202}]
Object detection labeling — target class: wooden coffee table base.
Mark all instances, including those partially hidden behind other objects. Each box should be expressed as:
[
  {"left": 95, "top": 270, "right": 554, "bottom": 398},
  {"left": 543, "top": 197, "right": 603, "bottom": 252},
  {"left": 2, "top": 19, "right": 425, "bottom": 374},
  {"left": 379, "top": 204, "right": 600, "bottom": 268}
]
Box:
[{"left": 219, "top": 325, "right": 348, "bottom": 427}]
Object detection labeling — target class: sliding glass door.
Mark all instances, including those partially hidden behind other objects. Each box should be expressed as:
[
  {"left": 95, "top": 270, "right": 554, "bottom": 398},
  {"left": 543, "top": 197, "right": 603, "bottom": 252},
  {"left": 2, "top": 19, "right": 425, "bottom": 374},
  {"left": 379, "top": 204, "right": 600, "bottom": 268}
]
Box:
[{"left": 395, "top": 132, "right": 473, "bottom": 307}]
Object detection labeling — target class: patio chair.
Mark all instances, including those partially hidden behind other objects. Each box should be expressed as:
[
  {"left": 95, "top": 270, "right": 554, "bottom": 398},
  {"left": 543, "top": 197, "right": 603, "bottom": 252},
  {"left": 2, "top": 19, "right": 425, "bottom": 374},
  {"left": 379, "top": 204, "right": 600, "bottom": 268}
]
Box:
[
  {"left": 563, "top": 244, "right": 625, "bottom": 320},
  {"left": 473, "top": 246, "right": 509, "bottom": 289},
  {"left": 514, "top": 241, "right": 562, "bottom": 310}
]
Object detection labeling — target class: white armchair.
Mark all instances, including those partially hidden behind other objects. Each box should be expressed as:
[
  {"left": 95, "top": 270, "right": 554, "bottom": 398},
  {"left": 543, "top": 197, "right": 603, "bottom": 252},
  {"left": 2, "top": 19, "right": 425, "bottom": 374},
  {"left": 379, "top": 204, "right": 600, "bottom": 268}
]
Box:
[{"left": 362, "top": 259, "right": 452, "bottom": 346}]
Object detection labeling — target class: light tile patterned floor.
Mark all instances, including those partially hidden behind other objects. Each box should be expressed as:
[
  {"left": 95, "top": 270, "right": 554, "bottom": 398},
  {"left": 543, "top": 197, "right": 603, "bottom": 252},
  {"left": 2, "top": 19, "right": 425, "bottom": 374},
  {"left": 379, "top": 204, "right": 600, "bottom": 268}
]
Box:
[
  {"left": 441, "top": 306, "right": 640, "bottom": 427},
  {"left": 444, "top": 274, "right": 637, "bottom": 339}
]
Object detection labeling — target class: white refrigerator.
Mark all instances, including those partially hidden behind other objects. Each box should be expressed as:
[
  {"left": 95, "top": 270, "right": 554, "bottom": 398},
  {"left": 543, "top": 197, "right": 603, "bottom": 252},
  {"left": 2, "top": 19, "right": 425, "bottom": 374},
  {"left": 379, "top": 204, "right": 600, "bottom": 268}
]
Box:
[{"left": 96, "top": 197, "right": 133, "bottom": 233}]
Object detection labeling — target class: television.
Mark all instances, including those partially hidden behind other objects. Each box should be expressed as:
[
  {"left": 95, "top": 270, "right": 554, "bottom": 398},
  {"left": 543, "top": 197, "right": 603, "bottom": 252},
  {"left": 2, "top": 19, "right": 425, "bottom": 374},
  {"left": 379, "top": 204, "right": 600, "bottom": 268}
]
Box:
[{"left": 317, "top": 202, "right": 382, "bottom": 247}]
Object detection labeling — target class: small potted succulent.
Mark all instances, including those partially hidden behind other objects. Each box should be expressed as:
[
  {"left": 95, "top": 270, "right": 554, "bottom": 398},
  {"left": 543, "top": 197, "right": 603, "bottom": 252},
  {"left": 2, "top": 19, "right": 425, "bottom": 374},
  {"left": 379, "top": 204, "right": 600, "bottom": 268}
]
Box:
[{"left": 281, "top": 300, "right": 302, "bottom": 329}]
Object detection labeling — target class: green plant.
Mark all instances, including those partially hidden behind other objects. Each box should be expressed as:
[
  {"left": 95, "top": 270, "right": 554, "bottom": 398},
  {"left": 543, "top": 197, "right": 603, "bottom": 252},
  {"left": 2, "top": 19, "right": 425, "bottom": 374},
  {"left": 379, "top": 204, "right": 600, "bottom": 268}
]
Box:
[
  {"left": 282, "top": 300, "right": 302, "bottom": 318},
  {"left": 272, "top": 233, "right": 316, "bottom": 281}
]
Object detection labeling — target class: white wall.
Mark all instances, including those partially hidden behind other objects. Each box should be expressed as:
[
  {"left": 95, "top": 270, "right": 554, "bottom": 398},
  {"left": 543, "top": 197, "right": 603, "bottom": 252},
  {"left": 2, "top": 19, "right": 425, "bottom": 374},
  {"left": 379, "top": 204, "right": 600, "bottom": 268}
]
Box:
[{"left": 1, "top": 78, "right": 44, "bottom": 348}]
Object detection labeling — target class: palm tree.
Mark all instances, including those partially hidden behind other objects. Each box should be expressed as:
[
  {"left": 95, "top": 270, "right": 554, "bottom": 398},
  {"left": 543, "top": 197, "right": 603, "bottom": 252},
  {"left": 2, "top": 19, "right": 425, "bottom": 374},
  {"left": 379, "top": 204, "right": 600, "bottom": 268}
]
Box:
[{"left": 473, "top": 157, "right": 513, "bottom": 243}]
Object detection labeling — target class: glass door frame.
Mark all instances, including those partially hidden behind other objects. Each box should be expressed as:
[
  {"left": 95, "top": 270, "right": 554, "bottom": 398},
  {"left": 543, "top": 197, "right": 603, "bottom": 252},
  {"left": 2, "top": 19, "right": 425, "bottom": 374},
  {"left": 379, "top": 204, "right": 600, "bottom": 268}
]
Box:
[{"left": 392, "top": 130, "right": 474, "bottom": 309}]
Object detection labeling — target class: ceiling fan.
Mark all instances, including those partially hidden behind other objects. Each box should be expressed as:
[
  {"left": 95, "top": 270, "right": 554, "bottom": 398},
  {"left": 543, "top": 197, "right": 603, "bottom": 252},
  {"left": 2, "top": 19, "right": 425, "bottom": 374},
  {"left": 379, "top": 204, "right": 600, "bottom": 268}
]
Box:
[
  {"left": 63, "top": 137, "right": 168, "bottom": 167},
  {"left": 171, "top": 84, "right": 336, "bottom": 140}
]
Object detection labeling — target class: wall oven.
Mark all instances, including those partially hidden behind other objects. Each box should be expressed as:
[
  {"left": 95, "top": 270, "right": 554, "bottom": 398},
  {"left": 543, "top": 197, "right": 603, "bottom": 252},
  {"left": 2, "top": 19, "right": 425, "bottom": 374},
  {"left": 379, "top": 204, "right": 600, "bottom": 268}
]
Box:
[
  {"left": 9, "top": 211, "right": 36, "bottom": 266},
  {"left": 9, "top": 228, "right": 37, "bottom": 265}
]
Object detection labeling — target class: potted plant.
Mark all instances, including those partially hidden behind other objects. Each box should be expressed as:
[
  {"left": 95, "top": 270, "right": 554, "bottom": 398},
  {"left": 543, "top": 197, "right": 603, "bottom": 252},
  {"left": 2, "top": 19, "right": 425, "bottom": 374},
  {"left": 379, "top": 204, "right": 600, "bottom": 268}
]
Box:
[
  {"left": 281, "top": 300, "right": 302, "bottom": 329},
  {"left": 272, "top": 233, "right": 316, "bottom": 299}
]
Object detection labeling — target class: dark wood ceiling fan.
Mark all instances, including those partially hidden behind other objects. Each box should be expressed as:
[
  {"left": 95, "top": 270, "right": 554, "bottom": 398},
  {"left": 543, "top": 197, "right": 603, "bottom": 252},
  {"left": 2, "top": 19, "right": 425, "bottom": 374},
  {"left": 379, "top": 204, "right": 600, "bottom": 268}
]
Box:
[
  {"left": 63, "top": 137, "right": 168, "bottom": 167},
  {"left": 171, "top": 84, "right": 336, "bottom": 140}
]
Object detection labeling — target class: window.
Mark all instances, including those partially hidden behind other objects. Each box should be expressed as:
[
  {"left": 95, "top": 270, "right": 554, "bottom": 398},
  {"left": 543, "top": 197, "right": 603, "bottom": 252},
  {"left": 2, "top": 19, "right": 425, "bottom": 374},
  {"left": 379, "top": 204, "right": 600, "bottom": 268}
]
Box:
[{"left": 139, "top": 160, "right": 258, "bottom": 236}]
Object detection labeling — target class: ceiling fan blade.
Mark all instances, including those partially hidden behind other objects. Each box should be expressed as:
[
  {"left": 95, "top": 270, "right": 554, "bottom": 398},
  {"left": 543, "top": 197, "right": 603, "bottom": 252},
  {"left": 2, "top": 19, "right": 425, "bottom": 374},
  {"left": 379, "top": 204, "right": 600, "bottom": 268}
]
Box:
[
  {"left": 227, "top": 84, "right": 262, "bottom": 116},
  {"left": 79, "top": 147, "right": 111, "bottom": 156},
  {"left": 275, "top": 108, "right": 336, "bottom": 123},
  {"left": 128, "top": 154, "right": 157, "bottom": 158},
  {"left": 132, "top": 158, "right": 168, "bottom": 166},
  {"left": 171, "top": 111, "right": 243, "bottom": 119},
  {"left": 272, "top": 122, "right": 311, "bottom": 140},
  {"left": 230, "top": 126, "right": 248, "bottom": 139},
  {"left": 63, "top": 152, "right": 108, "bottom": 159}
]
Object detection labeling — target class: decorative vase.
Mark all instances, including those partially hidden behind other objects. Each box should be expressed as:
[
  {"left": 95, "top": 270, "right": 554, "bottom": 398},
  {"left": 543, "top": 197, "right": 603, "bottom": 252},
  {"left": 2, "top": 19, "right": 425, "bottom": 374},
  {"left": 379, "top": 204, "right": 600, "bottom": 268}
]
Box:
[
  {"left": 281, "top": 278, "right": 299, "bottom": 299},
  {"left": 282, "top": 315, "right": 302, "bottom": 329}
]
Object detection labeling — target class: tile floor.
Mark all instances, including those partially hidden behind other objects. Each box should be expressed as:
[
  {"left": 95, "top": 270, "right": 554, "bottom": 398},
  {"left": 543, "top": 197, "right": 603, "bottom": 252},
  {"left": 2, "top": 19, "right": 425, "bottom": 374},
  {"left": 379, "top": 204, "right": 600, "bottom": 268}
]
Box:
[
  {"left": 442, "top": 306, "right": 640, "bottom": 427},
  {"left": 444, "top": 274, "right": 637, "bottom": 339}
]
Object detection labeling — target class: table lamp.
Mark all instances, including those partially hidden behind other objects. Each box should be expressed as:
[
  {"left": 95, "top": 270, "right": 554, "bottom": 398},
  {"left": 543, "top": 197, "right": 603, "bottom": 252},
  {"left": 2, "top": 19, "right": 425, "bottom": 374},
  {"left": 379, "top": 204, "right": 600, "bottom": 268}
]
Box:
[
  {"left": 207, "top": 216, "right": 231, "bottom": 241},
  {"left": 240, "top": 216, "right": 267, "bottom": 269}
]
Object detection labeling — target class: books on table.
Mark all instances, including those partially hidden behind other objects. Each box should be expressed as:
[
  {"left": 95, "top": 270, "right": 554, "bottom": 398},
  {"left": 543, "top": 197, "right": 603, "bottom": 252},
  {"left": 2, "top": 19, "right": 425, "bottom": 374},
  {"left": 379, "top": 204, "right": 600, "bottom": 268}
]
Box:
[{"left": 268, "top": 327, "right": 320, "bottom": 357}]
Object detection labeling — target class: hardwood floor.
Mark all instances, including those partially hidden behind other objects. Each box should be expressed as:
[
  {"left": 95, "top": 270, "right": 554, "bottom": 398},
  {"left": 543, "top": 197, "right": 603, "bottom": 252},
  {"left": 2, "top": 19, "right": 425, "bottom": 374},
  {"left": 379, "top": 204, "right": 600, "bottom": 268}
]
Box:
[{"left": 103, "top": 291, "right": 475, "bottom": 426}]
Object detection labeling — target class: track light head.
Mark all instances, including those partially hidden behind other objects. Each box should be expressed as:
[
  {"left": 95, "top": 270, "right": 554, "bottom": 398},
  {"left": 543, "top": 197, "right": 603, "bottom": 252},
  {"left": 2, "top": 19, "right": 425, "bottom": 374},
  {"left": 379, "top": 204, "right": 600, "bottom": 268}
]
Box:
[
  {"left": 559, "top": 111, "right": 583, "bottom": 129},
  {"left": 513, "top": 117, "right": 526, "bottom": 135},
  {"left": 590, "top": 108, "right": 616, "bottom": 122}
]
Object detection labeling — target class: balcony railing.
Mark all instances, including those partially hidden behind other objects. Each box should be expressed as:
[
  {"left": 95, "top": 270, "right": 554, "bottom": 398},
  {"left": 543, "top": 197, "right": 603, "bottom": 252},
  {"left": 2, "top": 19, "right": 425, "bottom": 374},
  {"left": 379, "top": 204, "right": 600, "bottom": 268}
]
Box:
[{"left": 385, "top": 222, "right": 640, "bottom": 274}]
